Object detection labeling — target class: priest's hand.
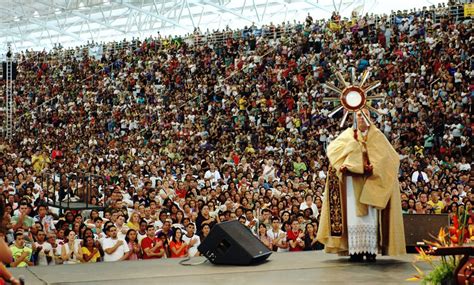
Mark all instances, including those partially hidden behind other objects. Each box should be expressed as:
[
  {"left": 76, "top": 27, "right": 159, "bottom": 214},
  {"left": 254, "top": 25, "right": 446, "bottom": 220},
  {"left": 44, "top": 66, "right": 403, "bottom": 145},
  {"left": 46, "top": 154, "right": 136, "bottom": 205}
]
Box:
[
  {"left": 364, "top": 164, "right": 373, "bottom": 176},
  {"left": 339, "top": 165, "right": 347, "bottom": 173}
]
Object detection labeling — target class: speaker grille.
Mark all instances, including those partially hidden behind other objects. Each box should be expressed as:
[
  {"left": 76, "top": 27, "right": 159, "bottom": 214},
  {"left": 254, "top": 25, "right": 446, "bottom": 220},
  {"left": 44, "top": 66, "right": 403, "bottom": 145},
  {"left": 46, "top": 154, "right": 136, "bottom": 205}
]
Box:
[
  {"left": 403, "top": 214, "right": 450, "bottom": 246},
  {"left": 198, "top": 220, "right": 272, "bottom": 265},
  {"left": 219, "top": 221, "right": 269, "bottom": 257}
]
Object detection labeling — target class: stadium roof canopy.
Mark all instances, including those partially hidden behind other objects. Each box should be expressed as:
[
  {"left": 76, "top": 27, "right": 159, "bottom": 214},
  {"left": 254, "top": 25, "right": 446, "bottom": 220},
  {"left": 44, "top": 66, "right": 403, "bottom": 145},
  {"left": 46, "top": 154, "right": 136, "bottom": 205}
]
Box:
[{"left": 0, "top": 0, "right": 446, "bottom": 52}]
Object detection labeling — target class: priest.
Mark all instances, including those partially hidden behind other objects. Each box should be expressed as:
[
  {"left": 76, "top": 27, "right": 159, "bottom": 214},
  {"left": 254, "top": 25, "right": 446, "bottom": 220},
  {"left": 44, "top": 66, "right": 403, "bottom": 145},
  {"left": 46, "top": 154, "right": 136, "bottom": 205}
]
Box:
[{"left": 317, "top": 108, "right": 405, "bottom": 262}]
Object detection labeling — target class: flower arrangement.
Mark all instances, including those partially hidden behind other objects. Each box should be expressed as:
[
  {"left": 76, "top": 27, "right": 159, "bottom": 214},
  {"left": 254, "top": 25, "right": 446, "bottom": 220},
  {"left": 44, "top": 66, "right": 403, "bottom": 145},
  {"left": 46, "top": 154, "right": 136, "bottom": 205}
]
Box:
[{"left": 408, "top": 211, "right": 473, "bottom": 284}]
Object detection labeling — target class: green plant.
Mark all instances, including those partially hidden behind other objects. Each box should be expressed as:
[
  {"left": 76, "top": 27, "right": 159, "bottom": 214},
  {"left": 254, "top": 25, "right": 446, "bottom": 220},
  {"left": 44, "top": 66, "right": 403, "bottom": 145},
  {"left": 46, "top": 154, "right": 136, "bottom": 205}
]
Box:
[
  {"left": 419, "top": 255, "right": 457, "bottom": 285},
  {"left": 408, "top": 209, "right": 472, "bottom": 285}
]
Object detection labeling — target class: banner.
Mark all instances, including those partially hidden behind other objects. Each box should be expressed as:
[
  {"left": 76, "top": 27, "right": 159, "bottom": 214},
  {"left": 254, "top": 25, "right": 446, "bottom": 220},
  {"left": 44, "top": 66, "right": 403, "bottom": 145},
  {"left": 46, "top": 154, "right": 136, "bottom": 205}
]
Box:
[{"left": 465, "top": 3, "right": 474, "bottom": 17}]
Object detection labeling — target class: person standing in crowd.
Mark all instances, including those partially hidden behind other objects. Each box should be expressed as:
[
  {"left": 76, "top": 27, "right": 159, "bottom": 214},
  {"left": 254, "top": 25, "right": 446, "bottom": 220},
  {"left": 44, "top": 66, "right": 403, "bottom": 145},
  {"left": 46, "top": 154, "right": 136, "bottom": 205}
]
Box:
[
  {"left": 33, "top": 229, "right": 53, "bottom": 266},
  {"left": 33, "top": 204, "right": 55, "bottom": 234},
  {"left": 11, "top": 201, "right": 34, "bottom": 234},
  {"left": 267, "top": 217, "right": 288, "bottom": 252},
  {"left": 287, "top": 219, "right": 304, "bottom": 252},
  {"left": 124, "top": 229, "right": 141, "bottom": 260},
  {"left": 257, "top": 224, "right": 272, "bottom": 250},
  {"left": 141, "top": 225, "right": 164, "bottom": 259},
  {"left": 169, "top": 228, "right": 188, "bottom": 258},
  {"left": 81, "top": 236, "right": 101, "bottom": 263},
  {"left": 10, "top": 231, "right": 33, "bottom": 267},
  {"left": 103, "top": 225, "right": 130, "bottom": 262},
  {"left": 304, "top": 223, "right": 323, "bottom": 251},
  {"left": 182, "top": 223, "right": 200, "bottom": 257},
  {"left": 299, "top": 195, "right": 319, "bottom": 219},
  {"left": 61, "top": 229, "right": 82, "bottom": 264},
  {"left": 0, "top": 197, "right": 21, "bottom": 284}
]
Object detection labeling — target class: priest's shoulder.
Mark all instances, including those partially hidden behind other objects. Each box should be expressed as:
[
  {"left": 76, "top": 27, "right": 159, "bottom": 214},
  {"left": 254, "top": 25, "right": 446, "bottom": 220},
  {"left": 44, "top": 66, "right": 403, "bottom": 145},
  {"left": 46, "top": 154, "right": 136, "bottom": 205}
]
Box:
[
  {"left": 335, "top": 128, "right": 354, "bottom": 138},
  {"left": 331, "top": 128, "right": 355, "bottom": 142}
]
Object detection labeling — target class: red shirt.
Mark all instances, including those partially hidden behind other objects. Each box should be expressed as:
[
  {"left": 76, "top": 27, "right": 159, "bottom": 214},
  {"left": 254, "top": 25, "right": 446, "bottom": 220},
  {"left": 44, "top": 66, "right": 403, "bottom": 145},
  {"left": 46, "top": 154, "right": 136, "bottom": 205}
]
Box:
[
  {"left": 231, "top": 152, "right": 240, "bottom": 165},
  {"left": 175, "top": 188, "right": 187, "bottom": 199},
  {"left": 287, "top": 230, "right": 304, "bottom": 252},
  {"left": 169, "top": 240, "right": 188, "bottom": 258},
  {"left": 52, "top": 149, "right": 63, "bottom": 160},
  {"left": 141, "top": 236, "right": 163, "bottom": 259}
]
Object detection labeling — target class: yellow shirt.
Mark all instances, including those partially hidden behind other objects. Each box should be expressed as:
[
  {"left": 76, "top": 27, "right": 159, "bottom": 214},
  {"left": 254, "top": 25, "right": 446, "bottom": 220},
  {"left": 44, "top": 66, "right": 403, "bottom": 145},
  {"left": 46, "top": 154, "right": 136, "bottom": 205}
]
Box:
[
  {"left": 126, "top": 221, "right": 139, "bottom": 231},
  {"left": 32, "top": 154, "right": 50, "bottom": 173},
  {"left": 238, "top": 98, "right": 247, "bottom": 110},
  {"left": 427, "top": 200, "right": 444, "bottom": 214},
  {"left": 10, "top": 245, "right": 32, "bottom": 267},
  {"left": 81, "top": 247, "right": 101, "bottom": 262}
]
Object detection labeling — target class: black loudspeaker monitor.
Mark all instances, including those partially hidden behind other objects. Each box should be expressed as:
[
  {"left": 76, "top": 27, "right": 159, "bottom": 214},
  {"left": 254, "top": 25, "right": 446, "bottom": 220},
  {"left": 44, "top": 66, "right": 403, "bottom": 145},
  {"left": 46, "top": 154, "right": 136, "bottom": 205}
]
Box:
[
  {"left": 198, "top": 220, "right": 272, "bottom": 265},
  {"left": 403, "top": 214, "right": 450, "bottom": 247}
]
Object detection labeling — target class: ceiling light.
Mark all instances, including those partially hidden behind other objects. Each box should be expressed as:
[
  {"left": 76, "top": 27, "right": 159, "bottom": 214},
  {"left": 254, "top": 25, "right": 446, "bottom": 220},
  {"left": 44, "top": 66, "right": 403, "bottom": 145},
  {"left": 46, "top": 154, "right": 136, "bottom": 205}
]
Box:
[
  {"left": 55, "top": 8, "right": 62, "bottom": 15},
  {"left": 33, "top": 11, "right": 40, "bottom": 18},
  {"left": 78, "top": 2, "right": 86, "bottom": 9},
  {"left": 13, "top": 16, "right": 20, "bottom": 22},
  {"left": 103, "top": 0, "right": 111, "bottom": 5}
]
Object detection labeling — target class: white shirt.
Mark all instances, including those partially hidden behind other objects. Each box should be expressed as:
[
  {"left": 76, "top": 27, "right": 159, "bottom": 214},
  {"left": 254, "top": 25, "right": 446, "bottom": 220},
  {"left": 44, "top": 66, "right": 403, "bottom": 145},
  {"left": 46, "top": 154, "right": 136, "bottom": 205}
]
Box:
[
  {"left": 267, "top": 229, "right": 288, "bottom": 252},
  {"left": 34, "top": 241, "right": 53, "bottom": 266},
  {"left": 204, "top": 170, "right": 221, "bottom": 183},
  {"left": 115, "top": 224, "right": 129, "bottom": 240},
  {"left": 318, "top": 170, "right": 326, "bottom": 180},
  {"left": 62, "top": 240, "right": 82, "bottom": 264},
  {"left": 103, "top": 237, "right": 129, "bottom": 262},
  {"left": 182, "top": 234, "right": 201, "bottom": 257},
  {"left": 299, "top": 202, "right": 319, "bottom": 218},
  {"left": 411, "top": 171, "right": 429, "bottom": 183},
  {"left": 458, "top": 163, "right": 471, "bottom": 172},
  {"left": 137, "top": 231, "right": 147, "bottom": 243}
]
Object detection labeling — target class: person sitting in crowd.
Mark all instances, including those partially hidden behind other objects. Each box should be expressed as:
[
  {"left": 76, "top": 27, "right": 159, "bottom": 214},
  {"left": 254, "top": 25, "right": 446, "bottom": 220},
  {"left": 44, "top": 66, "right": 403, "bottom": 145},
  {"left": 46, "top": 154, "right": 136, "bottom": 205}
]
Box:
[
  {"left": 10, "top": 231, "right": 33, "bottom": 267},
  {"left": 141, "top": 225, "right": 164, "bottom": 259},
  {"left": 169, "top": 228, "right": 188, "bottom": 258}
]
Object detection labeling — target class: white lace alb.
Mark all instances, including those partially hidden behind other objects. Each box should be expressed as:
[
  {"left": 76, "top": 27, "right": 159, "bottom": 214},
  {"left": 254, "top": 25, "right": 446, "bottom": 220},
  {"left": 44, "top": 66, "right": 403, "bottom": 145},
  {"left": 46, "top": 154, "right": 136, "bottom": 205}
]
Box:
[
  {"left": 348, "top": 224, "right": 377, "bottom": 255},
  {"left": 345, "top": 176, "right": 378, "bottom": 255}
]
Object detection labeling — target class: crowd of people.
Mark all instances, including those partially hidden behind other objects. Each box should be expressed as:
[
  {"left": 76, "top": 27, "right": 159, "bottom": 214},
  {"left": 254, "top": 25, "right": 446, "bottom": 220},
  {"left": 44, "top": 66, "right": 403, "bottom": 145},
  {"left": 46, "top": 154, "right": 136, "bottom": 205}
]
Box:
[{"left": 0, "top": 1, "right": 471, "bottom": 267}]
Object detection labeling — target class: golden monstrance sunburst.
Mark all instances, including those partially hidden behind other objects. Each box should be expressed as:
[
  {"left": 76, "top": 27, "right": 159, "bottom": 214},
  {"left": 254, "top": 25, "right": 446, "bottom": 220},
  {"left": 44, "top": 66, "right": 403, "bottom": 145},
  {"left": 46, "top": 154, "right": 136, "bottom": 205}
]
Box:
[{"left": 322, "top": 68, "right": 384, "bottom": 129}]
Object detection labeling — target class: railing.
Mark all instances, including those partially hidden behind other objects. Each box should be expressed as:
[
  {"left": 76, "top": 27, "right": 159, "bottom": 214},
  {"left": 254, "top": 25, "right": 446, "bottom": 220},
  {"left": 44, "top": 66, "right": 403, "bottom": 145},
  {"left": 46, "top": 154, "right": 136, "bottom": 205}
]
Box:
[
  {"left": 11, "top": 2, "right": 468, "bottom": 64},
  {"left": 38, "top": 170, "right": 105, "bottom": 213},
  {"left": 389, "top": 3, "right": 467, "bottom": 25}
]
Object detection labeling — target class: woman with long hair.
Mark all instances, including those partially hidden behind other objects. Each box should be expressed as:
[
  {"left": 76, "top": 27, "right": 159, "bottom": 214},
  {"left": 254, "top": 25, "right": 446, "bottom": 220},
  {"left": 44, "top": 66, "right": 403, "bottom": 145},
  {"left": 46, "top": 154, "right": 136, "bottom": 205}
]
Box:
[
  {"left": 126, "top": 212, "right": 141, "bottom": 231},
  {"left": 81, "top": 236, "right": 101, "bottom": 263},
  {"left": 199, "top": 224, "right": 211, "bottom": 242},
  {"left": 195, "top": 205, "right": 215, "bottom": 235},
  {"left": 169, "top": 228, "right": 188, "bottom": 258},
  {"left": 169, "top": 204, "right": 180, "bottom": 222},
  {"left": 183, "top": 204, "right": 193, "bottom": 220},
  {"left": 303, "top": 223, "right": 323, "bottom": 251},
  {"left": 85, "top": 210, "right": 100, "bottom": 229},
  {"left": 125, "top": 229, "right": 141, "bottom": 260},
  {"left": 257, "top": 224, "right": 272, "bottom": 250},
  {"left": 173, "top": 211, "right": 185, "bottom": 227},
  {"left": 406, "top": 198, "right": 416, "bottom": 214},
  {"left": 157, "top": 231, "right": 170, "bottom": 258},
  {"left": 61, "top": 229, "right": 82, "bottom": 264},
  {"left": 280, "top": 211, "right": 291, "bottom": 225}
]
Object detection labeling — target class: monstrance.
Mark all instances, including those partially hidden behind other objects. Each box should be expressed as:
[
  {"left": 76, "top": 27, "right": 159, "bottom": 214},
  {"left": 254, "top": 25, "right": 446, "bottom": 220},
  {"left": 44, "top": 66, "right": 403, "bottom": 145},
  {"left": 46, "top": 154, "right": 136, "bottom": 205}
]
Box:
[{"left": 322, "top": 68, "right": 384, "bottom": 129}]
